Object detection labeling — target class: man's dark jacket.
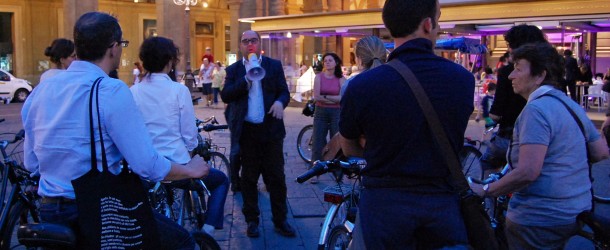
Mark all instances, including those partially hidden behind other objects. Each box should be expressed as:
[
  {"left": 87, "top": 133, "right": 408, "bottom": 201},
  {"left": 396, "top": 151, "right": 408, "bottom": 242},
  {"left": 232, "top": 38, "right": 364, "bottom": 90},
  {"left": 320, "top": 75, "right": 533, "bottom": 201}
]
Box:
[{"left": 221, "top": 56, "right": 290, "bottom": 143}]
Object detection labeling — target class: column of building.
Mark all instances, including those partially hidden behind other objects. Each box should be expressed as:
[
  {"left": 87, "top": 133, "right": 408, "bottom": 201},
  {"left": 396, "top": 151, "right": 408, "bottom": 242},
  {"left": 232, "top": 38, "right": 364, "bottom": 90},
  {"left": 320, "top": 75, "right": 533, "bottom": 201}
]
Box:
[{"left": 62, "top": 0, "right": 98, "bottom": 38}]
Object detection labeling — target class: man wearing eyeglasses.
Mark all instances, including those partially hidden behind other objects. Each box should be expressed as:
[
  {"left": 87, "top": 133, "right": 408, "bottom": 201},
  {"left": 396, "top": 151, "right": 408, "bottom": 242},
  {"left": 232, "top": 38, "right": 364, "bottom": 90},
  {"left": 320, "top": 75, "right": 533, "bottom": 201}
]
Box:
[
  {"left": 22, "top": 12, "right": 208, "bottom": 249},
  {"left": 221, "top": 30, "right": 293, "bottom": 238}
]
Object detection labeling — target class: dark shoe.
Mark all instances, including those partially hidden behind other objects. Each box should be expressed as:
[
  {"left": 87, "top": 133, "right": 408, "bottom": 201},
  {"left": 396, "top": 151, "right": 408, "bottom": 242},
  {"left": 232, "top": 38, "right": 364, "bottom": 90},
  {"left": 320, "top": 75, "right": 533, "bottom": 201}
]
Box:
[
  {"left": 247, "top": 222, "right": 260, "bottom": 238},
  {"left": 274, "top": 221, "right": 296, "bottom": 237}
]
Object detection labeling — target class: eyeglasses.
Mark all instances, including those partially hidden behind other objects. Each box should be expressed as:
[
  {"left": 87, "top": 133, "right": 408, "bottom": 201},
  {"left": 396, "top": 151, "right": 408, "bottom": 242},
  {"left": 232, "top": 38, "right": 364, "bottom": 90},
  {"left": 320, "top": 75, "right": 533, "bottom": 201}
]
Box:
[
  {"left": 108, "top": 40, "right": 130, "bottom": 48},
  {"left": 241, "top": 38, "right": 259, "bottom": 45}
]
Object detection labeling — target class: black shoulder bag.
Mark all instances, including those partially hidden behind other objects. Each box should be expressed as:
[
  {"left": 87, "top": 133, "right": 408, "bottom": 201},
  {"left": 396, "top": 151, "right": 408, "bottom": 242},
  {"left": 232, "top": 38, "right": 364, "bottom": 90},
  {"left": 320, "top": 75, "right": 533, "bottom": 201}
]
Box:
[
  {"left": 387, "top": 60, "right": 499, "bottom": 250},
  {"left": 72, "top": 77, "right": 159, "bottom": 249}
]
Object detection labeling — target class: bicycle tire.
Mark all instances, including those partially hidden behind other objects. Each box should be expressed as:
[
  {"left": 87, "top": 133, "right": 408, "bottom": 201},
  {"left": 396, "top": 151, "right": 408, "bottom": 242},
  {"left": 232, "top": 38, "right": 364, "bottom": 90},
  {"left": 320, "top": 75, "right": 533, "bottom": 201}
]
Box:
[
  {"left": 1, "top": 200, "right": 36, "bottom": 250},
  {"left": 192, "top": 231, "right": 220, "bottom": 250},
  {"left": 208, "top": 152, "right": 229, "bottom": 177},
  {"left": 459, "top": 144, "right": 483, "bottom": 181},
  {"left": 326, "top": 225, "right": 351, "bottom": 250},
  {"left": 297, "top": 125, "right": 314, "bottom": 164}
]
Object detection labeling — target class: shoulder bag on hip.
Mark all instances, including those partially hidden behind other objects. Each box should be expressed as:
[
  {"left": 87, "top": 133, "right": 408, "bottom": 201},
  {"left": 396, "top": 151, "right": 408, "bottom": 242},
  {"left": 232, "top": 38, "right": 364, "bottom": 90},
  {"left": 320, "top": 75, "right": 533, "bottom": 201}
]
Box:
[
  {"left": 72, "top": 77, "right": 159, "bottom": 249},
  {"left": 387, "top": 59, "right": 499, "bottom": 250}
]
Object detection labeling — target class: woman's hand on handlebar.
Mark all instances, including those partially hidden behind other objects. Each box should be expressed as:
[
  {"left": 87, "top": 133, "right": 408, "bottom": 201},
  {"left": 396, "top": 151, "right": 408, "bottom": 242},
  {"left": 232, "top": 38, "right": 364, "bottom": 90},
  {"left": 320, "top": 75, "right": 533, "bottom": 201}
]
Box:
[
  {"left": 469, "top": 182, "right": 486, "bottom": 197},
  {"left": 187, "top": 155, "right": 209, "bottom": 178}
]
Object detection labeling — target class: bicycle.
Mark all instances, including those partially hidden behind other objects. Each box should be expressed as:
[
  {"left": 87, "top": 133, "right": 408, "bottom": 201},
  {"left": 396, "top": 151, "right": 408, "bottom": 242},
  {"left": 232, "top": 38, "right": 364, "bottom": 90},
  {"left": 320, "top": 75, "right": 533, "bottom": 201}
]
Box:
[
  {"left": 297, "top": 124, "right": 332, "bottom": 165},
  {"left": 296, "top": 157, "right": 366, "bottom": 250},
  {"left": 0, "top": 124, "right": 41, "bottom": 250},
  {"left": 196, "top": 116, "right": 229, "bottom": 175},
  {"left": 460, "top": 124, "right": 499, "bottom": 182}
]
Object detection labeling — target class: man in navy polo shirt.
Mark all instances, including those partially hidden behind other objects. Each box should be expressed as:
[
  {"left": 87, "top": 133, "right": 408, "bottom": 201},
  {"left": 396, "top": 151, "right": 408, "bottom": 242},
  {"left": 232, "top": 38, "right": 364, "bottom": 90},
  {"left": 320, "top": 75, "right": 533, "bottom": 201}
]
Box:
[{"left": 339, "top": 0, "right": 474, "bottom": 248}]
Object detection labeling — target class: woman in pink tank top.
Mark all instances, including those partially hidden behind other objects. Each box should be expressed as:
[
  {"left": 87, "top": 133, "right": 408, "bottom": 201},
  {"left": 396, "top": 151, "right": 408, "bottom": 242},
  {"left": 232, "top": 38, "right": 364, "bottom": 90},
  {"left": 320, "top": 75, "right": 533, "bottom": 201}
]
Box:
[{"left": 310, "top": 52, "right": 346, "bottom": 183}]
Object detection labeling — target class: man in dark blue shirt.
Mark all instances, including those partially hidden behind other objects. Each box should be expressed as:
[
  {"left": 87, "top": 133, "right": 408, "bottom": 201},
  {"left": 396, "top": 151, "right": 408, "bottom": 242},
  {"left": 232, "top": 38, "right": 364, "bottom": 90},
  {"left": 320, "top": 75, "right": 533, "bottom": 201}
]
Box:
[{"left": 339, "top": 0, "right": 473, "bottom": 248}]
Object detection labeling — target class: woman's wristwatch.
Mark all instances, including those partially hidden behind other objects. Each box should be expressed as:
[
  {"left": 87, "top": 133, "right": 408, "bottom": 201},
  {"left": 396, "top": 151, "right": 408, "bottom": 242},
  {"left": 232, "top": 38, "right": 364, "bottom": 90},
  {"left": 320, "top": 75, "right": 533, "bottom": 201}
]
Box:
[{"left": 482, "top": 184, "right": 490, "bottom": 196}]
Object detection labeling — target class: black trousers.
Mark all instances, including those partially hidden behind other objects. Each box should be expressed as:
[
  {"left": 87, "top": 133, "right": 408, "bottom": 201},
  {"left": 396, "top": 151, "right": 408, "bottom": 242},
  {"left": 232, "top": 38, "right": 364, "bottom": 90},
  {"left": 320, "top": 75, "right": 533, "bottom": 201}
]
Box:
[{"left": 239, "top": 122, "right": 288, "bottom": 225}]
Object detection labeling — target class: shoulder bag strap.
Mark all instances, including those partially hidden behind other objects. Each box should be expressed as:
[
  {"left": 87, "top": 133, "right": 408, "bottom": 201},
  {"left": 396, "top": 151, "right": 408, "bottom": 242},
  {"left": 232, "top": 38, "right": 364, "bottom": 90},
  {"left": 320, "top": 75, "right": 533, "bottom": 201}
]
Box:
[
  {"left": 536, "top": 93, "right": 595, "bottom": 211},
  {"left": 387, "top": 59, "right": 470, "bottom": 193},
  {"left": 89, "top": 77, "right": 106, "bottom": 172}
]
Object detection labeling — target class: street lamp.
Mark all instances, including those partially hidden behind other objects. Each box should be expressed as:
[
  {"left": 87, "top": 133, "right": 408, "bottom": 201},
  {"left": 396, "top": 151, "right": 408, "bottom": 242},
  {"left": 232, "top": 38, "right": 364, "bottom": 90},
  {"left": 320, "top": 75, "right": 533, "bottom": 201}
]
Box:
[{"left": 173, "top": 0, "right": 198, "bottom": 94}]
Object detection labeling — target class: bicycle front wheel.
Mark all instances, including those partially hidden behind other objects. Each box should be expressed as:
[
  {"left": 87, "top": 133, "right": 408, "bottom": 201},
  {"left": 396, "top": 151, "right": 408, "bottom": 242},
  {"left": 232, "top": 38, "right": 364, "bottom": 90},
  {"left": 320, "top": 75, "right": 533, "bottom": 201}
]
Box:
[
  {"left": 326, "top": 225, "right": 351, "bottom": 250},
  {"left": 1, "top": 200, "right": 37, "bottom": 250},
  {"left": 459, "top": 144, "right": 483, "bottom": 181},
  {"left": 208, "top": 152, "right": 229, "bottom": 176},
  {"left": 297, "top": 125, "right": 314, "bottom": 164},
  {"left": 192, "top": 231, "right": 220, "bottom": 250}
]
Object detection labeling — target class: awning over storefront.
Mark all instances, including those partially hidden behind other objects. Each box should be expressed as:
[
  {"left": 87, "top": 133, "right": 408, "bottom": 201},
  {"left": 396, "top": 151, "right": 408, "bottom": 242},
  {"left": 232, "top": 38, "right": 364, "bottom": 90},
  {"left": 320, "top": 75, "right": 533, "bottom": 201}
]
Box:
[
  {"left": 240, "top": 0, "right": 610, "bottom": 35},
  {"left": 436, "top": 37, "right": 487, "bottom": 54}
]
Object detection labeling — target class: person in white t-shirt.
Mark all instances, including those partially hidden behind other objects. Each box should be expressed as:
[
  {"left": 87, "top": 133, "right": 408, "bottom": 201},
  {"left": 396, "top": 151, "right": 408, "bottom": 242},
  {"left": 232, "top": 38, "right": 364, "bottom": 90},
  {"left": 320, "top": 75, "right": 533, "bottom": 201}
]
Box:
[
  {"left": 198, "top": 58, "right": 214, "bottom": 106},
  {"left": 40, "top": 38, "right": 76, "bottom": 82},
  {"left": 132, "top": 61, "right": 143, "bottom": 84}
]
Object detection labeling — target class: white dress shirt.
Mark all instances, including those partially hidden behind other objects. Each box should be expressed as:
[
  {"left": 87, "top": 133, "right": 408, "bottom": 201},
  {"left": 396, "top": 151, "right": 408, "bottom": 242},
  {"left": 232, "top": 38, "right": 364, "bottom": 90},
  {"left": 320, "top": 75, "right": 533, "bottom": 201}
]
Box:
[
  {"left": 244, "top": 57, "right": 265, "bottom": 124},
  {"left": 130, "top": 73, "right": 199, "bottom": 164},
  {"left": 22, "top": 61, "right": 171, "bottom": 199}
]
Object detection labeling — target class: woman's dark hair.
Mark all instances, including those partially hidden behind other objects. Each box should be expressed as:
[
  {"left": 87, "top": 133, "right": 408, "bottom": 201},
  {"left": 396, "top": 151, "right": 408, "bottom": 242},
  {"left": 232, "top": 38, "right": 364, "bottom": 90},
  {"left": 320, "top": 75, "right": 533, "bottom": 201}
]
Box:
[
  {"left": 322, "top": 52, "right": 343, "bottom": 78},
  {"left": 382, "top": 0, "right": 437, "bottom": 38},
  {"left": 44, "top": 39, "right": 75, "bottom": 67},
  {"left": 504, "top": 25, "right": 547, "bottom": 50},
  {"left": 511, "top": 42, "right": 565, "bottom": 88},
  {"left": 74, "top": 12, "right": 122, "bottom": 61},
  {"left": 139, "top": 36, "right": 180, "bottom": 76}
]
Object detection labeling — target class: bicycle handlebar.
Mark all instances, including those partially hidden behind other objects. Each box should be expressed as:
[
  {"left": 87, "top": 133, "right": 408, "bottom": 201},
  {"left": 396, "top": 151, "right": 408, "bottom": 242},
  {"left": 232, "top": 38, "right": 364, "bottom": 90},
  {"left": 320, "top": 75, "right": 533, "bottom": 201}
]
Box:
[
  {"left": 468, "top": 164, "right": 510, "bottom": 185},
  {"left": 296, "top": 158, "right": 366, "bottom": 183},
  {"left": 0, "top": 118, "right": 4, "bottom": 123},
  {"left": 202, "top": 124, "right": 228, "bottom": 132}
]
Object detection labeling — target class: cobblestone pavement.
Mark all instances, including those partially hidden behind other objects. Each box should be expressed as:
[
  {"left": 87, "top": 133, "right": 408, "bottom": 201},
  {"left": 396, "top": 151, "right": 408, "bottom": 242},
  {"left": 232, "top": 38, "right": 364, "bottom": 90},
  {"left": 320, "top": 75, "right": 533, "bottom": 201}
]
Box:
[{"left": 1, "top": 98, "right": 608, "bottom": 250}]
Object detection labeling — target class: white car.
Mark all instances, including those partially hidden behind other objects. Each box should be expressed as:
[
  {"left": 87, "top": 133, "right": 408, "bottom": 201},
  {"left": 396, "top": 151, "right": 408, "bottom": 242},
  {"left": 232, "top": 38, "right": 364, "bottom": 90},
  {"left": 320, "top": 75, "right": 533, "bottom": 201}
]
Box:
[{"left": 0, "top": 69, "right": 32, "bottom": 103}]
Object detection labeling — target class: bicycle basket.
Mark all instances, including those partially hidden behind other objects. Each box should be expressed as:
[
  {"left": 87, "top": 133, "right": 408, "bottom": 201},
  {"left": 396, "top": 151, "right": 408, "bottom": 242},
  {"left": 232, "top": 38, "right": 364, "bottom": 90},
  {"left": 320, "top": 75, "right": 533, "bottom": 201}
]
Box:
[{"left": 322, "top": 184, "right": 354, "bottom": 204}]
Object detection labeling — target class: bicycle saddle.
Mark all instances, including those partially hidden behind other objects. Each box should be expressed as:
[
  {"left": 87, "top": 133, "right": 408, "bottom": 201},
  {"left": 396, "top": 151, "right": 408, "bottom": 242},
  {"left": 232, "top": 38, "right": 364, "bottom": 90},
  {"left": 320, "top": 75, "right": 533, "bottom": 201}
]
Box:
[
  {"left": 577, "top": 211, "right": 610, "bottom": 244},
  {"left": 18, "top": 223, "right": 77, "bottom": 249}
]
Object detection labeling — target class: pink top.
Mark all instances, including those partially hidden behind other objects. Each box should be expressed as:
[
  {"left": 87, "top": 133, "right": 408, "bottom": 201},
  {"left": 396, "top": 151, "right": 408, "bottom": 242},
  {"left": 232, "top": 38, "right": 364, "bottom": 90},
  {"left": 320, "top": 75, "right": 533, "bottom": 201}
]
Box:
[{"left": 316, "top": 74, "right": 341, "bottom": 108}]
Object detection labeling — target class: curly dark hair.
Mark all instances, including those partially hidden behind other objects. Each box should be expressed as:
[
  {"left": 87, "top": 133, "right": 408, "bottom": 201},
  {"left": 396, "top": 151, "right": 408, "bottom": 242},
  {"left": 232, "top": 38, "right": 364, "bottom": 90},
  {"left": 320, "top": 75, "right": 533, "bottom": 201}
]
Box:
[
  {"left": 382, "top": 0, "right": 437, "bottom": 38},
  {"left": 44, "top": 39, "right": 75, "bottom": 67},
  {"left": 511, "top": 42, "right": 565, "bottom": 88},
  {"left": 73, "top": 12, "right": 122, "bottom": 61},
  {"left": 504, "top": 25, "right": 547, "bottom": 50},
  {"left": 322, "top": 52, "right": 343, "bottom": 78},
  {"left": 139, "top": 36, "right": 180, "bottom": 77}
]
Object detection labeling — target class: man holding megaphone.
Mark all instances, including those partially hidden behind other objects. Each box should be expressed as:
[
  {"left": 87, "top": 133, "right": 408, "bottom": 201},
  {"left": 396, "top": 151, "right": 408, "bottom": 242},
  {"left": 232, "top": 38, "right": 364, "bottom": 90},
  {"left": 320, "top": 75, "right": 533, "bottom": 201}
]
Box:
[{"left": 220, "top": 30, "right": 294, "bottom": 238}]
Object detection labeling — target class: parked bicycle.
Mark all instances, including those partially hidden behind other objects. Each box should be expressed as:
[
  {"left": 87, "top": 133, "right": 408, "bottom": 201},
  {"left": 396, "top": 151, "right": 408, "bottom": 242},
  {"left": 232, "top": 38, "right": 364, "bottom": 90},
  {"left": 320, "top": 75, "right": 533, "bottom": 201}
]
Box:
[
  {"left": 460, "top": 124, "right": 498, "bottom": 182},
  {"left": 195, "top": 116, "right": 229, "bottom": 175},
  {"left": 0, "top": 123, "right": 41, "bottom": 250},
  {"left": 297, "top": 124, "right": 332, "bottom": 164},
  {"left": 297, "top": 157, "right": 366, "bottom": 250}
]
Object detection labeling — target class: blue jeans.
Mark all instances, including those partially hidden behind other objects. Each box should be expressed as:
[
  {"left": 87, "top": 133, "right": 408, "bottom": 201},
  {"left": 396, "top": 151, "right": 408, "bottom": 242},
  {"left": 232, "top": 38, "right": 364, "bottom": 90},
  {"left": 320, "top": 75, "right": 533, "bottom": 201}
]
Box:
[
  {"left": 212, "top": 87, "right": 220, "bottom": 104},
  {"left": 359, "top": 188, "right": 468, "bottom": 249},
  {"left": 40, "top": 201, "right": 196, "bottom": 249},
  {"left": 169, "top": 168, "right": 229, "bottom": 229},
  {"left": 312, "top": 106, "right": 340, "bottom": 163}
]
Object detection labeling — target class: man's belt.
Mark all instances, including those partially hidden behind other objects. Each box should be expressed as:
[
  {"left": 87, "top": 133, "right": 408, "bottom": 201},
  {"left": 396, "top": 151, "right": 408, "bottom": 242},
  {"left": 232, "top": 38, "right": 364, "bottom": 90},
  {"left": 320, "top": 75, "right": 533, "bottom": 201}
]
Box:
[{"left": 41, "top": 197, "right": 76, "bottom": 204}]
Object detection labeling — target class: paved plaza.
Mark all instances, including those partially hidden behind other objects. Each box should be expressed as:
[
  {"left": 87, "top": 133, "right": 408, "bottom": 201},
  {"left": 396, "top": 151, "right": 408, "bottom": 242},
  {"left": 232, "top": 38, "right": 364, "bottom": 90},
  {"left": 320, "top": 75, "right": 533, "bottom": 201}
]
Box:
[{"left": 1, "top": 96, "right": 609, "bottom": 249}]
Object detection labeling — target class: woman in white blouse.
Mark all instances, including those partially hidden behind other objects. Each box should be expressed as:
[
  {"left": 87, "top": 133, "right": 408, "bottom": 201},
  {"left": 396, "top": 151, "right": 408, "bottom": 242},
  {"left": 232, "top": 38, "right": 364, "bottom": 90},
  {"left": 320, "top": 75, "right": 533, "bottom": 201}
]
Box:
[
  {"left": 40, "top": 38, "right": 76, "bottom": 82},
  {"left": 131, "top": 36, "right": 229, "bottom": 236}
]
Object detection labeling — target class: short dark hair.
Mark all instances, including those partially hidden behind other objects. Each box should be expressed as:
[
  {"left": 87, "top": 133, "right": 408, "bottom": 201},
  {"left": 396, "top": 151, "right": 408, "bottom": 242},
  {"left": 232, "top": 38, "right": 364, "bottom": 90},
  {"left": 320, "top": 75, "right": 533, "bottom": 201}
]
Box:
[
  {"left": 139, "top": 36, "right": 180, "bottom": 75},
  {"left": 564, "top": 49, "right": 573, "bottom": 56},
  {"left": 73, "top": 12, "right": 122, "bottom": 61},
  {"left": 322, "top": 52, "right": 343, "bottom": 78},
  {"left": 382, "top": 0, "right": 437, "bottom": 38},
  {"left": 511, "top": 42, "right": 565, "bottom": 88},
  {"left": 487, "top": 83, "right": 497, "bottom": 92},
  {"left": 44, "top": 38, "right": 75, "bottom": 66},
  {"left": 504, "top": 25, "right": 547, "bottom": 50}
]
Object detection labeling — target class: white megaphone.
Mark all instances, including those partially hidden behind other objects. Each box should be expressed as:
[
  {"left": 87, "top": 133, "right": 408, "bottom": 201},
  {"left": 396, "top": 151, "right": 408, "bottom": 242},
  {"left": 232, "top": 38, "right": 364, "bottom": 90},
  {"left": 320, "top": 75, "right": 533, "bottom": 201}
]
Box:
[{"left": 246, "top": 53, "right": 266, "bottom": 81}]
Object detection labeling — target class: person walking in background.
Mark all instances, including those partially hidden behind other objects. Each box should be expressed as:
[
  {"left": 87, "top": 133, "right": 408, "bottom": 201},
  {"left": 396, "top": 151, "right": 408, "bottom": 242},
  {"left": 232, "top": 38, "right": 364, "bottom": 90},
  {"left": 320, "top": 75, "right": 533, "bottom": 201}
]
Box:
[
  {"left": 564, "top": 49, "right": 579, "bottom": 101},
  {"left": 201, "top": 46, "right": 214, "bottom": 64},
  {"left": 211, "top": 61, "right": 226, "bottom": 108},
  {"left": 40, "top": 38, "right": 76, "bottom": 82},
  {"left": 221, "top": 30, "right": 294, "bottom": 238},
  {"left": 130, "top": 36, "right": 229, "bottom": 237},
  {"left": 339, "top": 0, "right": 473, "bottom": 247},
  {"left": 470, "top": 42, "right": 608, "bottom": 249},
  {"left": 198, "top": 58, "right": 214, "bottom": 106},
  {"left": 22, "top": 12, "right": 208, "bottom": 249},
  {"left": 133, "top": 61, "right": 144, "bottom": 84},
  {"left": 340, "top": 36, "right": 387, "bottom": 96},
  {"left": 310, "top": 52, "right": 345, "bottom": 184},
  {"left": 483, "top": 24, "right": 548, "bottom": 177},
  {"left": 481, "top": 82, "right": 496, "bottom": 129}
]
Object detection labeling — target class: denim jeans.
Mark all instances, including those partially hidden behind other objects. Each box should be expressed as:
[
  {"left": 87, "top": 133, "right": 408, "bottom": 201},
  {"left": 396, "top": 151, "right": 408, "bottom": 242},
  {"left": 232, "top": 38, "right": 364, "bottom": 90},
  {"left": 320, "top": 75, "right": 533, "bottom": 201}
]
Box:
[
  {"left": 168, "top": 168, "right": 229, "bottom": 229},
  {"left": 312, "top": 106, "right": 340, "bottom": 163},
  {"left": 212, "top": 87, "right": 220, "bottom": 104},
  {"left": 358, "top": 188, "right": 468, "bottom": 249},
  {"left": 40, "top": 200, "right": 196, "bottom": 249}
]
